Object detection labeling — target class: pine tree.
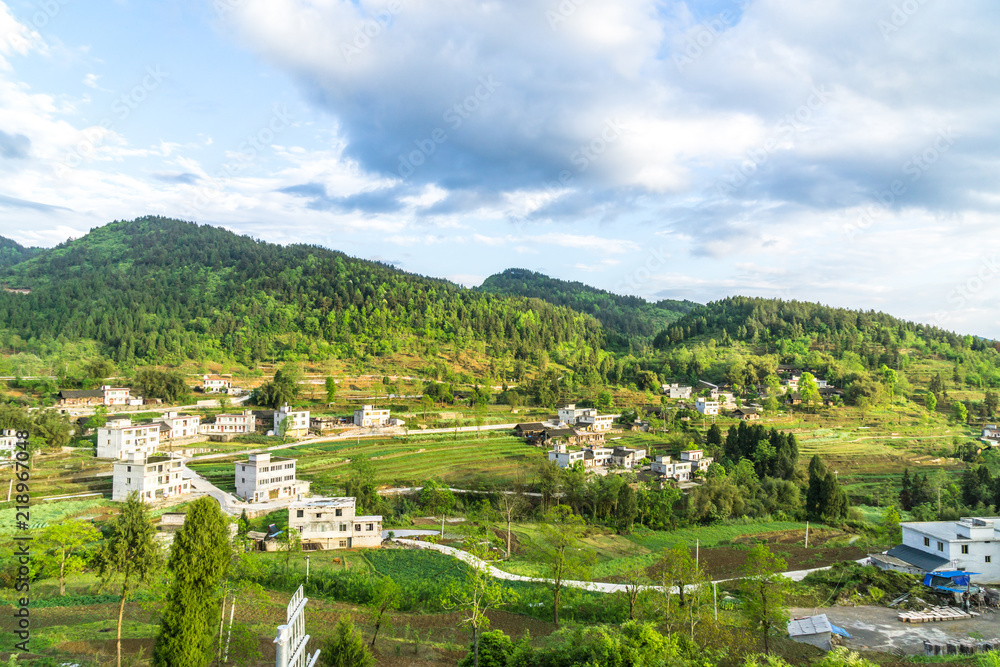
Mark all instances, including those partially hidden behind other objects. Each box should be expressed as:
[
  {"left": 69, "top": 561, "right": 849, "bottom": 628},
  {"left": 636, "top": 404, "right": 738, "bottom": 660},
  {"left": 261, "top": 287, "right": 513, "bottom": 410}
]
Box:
[
  {"left": 153, "top": 497, "right": 233, "bottom": 667},
  {"left": 805, "top": 455, "right": 827, "bottom": 521},
  {"left": 321, "top": 615, "right": 375, "bottom": 667},
  {"left": 900, "top": 469, "right": 912, "bottom": 511}
]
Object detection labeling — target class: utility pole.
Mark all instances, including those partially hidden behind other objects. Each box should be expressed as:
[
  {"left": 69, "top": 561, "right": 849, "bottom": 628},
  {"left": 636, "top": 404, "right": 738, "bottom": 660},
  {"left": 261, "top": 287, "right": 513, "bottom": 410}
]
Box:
[
  {"left": 713, "top": 582, "right": 718, "bottom": 620},
  {"left": 805, "top": 521, "right": 809, "bottom": 549}
]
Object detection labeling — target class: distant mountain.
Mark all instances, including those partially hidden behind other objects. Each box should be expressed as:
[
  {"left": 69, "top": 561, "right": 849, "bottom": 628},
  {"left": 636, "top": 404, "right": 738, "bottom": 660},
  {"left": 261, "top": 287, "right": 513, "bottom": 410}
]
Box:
[
  {"left": 478, "top": 268, "right": 698, "bottom": 349},
  {"left": 0, "top": 236, "right": 40, "bottom": 269},
  {"left": 0, "top": 217, "right": 603, "bottom": 365}
]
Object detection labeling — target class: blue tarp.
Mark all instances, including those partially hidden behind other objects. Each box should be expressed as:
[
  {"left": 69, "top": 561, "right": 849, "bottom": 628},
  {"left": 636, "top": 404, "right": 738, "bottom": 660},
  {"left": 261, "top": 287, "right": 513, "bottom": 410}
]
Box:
[
  {"left": 830, "top": 625, "right": 851, "bottom": 638},
  {"left": 923, "top": 572, "right": 980, "bottom": 588}
]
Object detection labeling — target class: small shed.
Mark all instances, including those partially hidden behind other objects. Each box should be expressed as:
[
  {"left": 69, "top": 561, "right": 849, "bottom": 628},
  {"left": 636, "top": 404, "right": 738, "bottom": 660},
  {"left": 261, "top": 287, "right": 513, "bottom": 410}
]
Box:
[{"left": 787, "top": 614, "right": 850, "bottom": 651}]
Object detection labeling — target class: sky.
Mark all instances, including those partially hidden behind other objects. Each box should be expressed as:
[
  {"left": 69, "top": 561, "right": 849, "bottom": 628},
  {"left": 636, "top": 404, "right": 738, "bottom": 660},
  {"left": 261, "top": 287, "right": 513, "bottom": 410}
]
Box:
[{"left": 1, "top": 0, "right": 999, "bottom": 336}]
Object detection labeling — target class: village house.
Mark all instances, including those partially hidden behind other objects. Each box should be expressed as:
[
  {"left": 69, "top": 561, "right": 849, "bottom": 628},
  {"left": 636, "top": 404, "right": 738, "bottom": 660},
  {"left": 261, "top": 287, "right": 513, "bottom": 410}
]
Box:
[
  {"left": 112, "top": 453, "right": 190, "bottom": 502},
  {"left": 57, "top": 385, "right": 133, "bottom": 408},
  {"left": 651, "top": 455, "right": 693, "bottom": 481},
  {"left": 288, "top": 497, "right": 383, "bottom": 550},
  {"left": 276, "top": 404, "right": 310, "bottom": 437},
  {"left": 679, "top": 449, "right": 714, "bottom": 473},
  {"left": 0, "top": 429, "right": 18, "bottom": 461},
  {"left": 661, "top": 383, "right": 693, "bottom": 399},
  {"left": 695, "top": 397, "right": 720, "bottom": 416},
  {"left": 514, "top": 422, "right": 548, "bottom": 439},
  {"left": 199, "top": 409, "right": 255, "bottom": 435},
  {"left": 731, "top": 406, "right": 760, "bottom": 421},
  {"left": 354, "top": 405, "right": 391, "bottom": 428},
  {"left": 611, "top": 446, "right": 647, "bottom": 469},
  {"left": 153, "top": 412, "right": 201, "bottom": 440},
  {"left": 539, "top": 427, "right": 605, "bottom": 447},
  {"left": 547, "top": 443, "right": 615, "bottom": 469},
  {"left": 97, "top": 418, "right": 161, "bottom": 460},
  {"left": 202, "top": 375, "right": 233, "bottom": 393},
  {"left": 310, "top": 415, "right": 351, "bottom": 434},
  {"left": 982, "top": 425, "right": 1000, "bottom": 447},
  {"left": 872, "top": 517, "right": 1000, "bottom": 583},
  {"left": 235, "top": 453, "right": 309, "bottom": 503},
  {"left": 557, "top": 404, "right": 617, "bottom": 431}
]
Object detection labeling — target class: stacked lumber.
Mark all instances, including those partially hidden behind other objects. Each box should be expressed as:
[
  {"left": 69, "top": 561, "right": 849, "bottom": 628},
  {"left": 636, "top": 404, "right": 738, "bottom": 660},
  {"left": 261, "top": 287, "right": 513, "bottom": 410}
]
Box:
[{"left": 898, "top": 606, "right": 979, "bottom": 623}]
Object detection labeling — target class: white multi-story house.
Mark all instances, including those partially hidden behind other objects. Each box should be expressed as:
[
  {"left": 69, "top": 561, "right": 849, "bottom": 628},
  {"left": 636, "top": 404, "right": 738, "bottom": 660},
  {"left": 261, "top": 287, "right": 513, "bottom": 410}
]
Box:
[
  {"left": 873, "top": 517, "right": 1000, "bottom": 583},
  {"left": 202, "top": 375, "right": 233, "bottom": 393},
  {"left": 154, "top": 412, "right": 201, "bottom": 440},
  {"left": 558, "top": 404, "right": 617, "bottom": 431},
  {"left": 276, "top": 404, "right": 310, "bottom": 437},
  {"left": 102, "top": 385, "right": 131, "bottom": 405},
  {"left": 679, "top": 449, "right": 714, "bottom": 473},
  {"left": 548, "top": 443, "right": 587, "bottom": 468},
  {"left": 1, "top": 429, "right": 19, "bottom": 461},
  {"left": 662, "top": 384, "right": 693, "bottom": 399},
  {"left": 97, "top": 418, "right": 161, "bottom": 460},
  {"left": 611, "top": 447, "right": 647, "bottom": 469},
  {"left": 651, "top": 455, "right": 693, "bottom": 481},
  {"left": 112, "top": 453, "right": 190, "bottom": 502},
  {"left": 234, "top": 453, "right": 309, "bottom": 503},
  {"left": 200, "top": 410, "right": 255, "bottom": 435},
  {"left": 354, "top": 405, "right": 390, "bottom": 428},
  {"left": 695, "top": 397, "right": 720, "bottom": 416},
  {"left": 289, "top": 497, "right": 383, "bottom": 550}
]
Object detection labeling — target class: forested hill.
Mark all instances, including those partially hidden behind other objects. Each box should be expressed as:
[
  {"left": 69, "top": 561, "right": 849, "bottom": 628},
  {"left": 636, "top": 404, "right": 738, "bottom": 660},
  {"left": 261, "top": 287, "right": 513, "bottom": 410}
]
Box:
[
  {"left": 0, "top": 236, "right": 40, "bottom": 269},
  {"left": 478, "top": 268, "right": 698, "bottom": 349},
  {"left": 0, "top": 217, "right": 604, "bottom": 365},
  {"left": 653, "top": 296, "right": 986, "bottom": 353}
]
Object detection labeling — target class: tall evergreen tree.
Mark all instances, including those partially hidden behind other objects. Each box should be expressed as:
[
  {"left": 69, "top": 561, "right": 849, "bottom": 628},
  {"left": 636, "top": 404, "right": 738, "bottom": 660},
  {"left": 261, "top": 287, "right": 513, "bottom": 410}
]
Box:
[
  {"left": 153, "top": 497, "right": 233, "bottom": 667},
  {"left": 805, "top": 456, "right": 827, "bottom": 521},
  {"left": 99, "top": 493, "right": 159, "bottom": 667},
  {"left": 899, "top": 469, "right": 912, "bottom": 511}
]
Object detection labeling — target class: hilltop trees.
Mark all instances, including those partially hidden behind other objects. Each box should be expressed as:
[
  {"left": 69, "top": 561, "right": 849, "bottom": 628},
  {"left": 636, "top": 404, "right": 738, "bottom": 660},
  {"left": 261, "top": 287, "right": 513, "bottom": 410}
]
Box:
[
  {"left": 722, "top": 423, "right": 798, "bottom": 480},
  {"left": 153, "top": 497, "right": 232, "bottom": 667},
  {"left": 38, "top": 519, "right": 101, "bottom": 596},
  {"left": 741, "top": 544, "right": 790, "bottom": 655}
]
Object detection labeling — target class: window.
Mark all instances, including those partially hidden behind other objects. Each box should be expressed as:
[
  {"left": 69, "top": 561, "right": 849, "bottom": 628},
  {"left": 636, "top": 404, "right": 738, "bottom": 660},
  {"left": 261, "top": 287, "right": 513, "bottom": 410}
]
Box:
[
  {"left": 962, "top": 545, "right": 970, "bottom": 554},
  {"left": 241, "top": 478, "right": 245, "bottom": 484},
  {"left": 366, "top": 523, "right": 373, "bottom": 531},
  {"left": 315, "top": 513, "right": 322, "bottom": 518},
  {"left": 296, "top": 510, "right": 304, "bottom": 518},
  {"left": 127, "top": 466, "right": 132, "bottom": 472},
  {"left": 355, "top": 524, "right": 361, "bottom": 532},
  {"left": 339, "top": 540, "right": 347, "bottom": 548},
  {"left": 924, "top": 537, "right": 930, "bottom": 547},
  {"left": 339, "top": 523, "right": 347, "bottom": 532},
  {"left": 335, "top": 508, "right": 343, "bottom": 517},
  {"left": 987, "top": 556, "right": 993, "bottom": 563},
  {"left": 938, "top": 541, "right": 944, "bottom": 551}
]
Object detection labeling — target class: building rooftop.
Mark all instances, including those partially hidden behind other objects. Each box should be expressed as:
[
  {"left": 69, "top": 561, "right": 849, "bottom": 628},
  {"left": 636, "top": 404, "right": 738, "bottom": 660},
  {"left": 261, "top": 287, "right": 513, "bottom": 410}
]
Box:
[
  {"left": 885, "top": 544, "right": 950, "bottom": 571},
  {"left": 289, "top": 496, "right": 356, "bottom": 510},
  {"left": 787, "top": 614, "right": 832, "bottom": 637}
]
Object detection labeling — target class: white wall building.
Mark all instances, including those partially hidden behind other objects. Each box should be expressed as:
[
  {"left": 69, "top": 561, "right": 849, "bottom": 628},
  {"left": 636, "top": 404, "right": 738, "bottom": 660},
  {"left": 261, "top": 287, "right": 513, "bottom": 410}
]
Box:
[
  {"left": 289, "top": 497, "right": 383, "bottom": 550},
  {"left": 276, "top": 404, "right": 310, "bottom": 437},
  {"left": 97, "top": 418, "right": 160, "bottom": 460},
  {"left": 695, "top": 397, "right": 720, "bottom": 416},
  {"left": 651, "top": 455, "right": 693, "bottom": 480},
  {"left": 202, "top": 376, "right": 233, "bottom": 393},
  {"left": 234, "top": 453, "right": 309, "bottom": 503},
  {"left": 112, "top": 454, "right": 190, "bottom": 502},
  {"left": 662, "top": 384, "right": 693, "bottom": 399},
  {"left": 874, "top": 517, "right": 1000, "bottom": 584},
  {"left": 0, "top": 429, "right": 19, "bottom": 461},
  {"left": 200, "top": 410, "right": 255, "bottom": 435},
  {"left": 548, "top": 443, "right": 587, "bottom": 468},
  {"left": 354, "top": 405, "right": 390, "bottom": 428},
  {"left": 611, "top": 447, "right": 647, "bottom": 469},
  {"left": 155, "top": 412, "right": 201, "bottom": 440},
  {"left": 558, "top": 404, "right": 617, "bottom": 431},
  {"left": 102, "top": 385, "right": 131, "bottom": 405},
  {"left": 680, "top": 449, "right": 714, "bottom": 473}
]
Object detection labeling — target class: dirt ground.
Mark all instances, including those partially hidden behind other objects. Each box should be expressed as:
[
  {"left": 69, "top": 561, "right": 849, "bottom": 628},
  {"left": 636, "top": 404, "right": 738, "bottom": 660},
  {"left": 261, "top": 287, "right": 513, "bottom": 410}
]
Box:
[
  {"left": 695, "top": 530, "right": 869, "bottom": 580},
  {"left": 791, "top": 605, "right": 1000, "bottom": 655}
]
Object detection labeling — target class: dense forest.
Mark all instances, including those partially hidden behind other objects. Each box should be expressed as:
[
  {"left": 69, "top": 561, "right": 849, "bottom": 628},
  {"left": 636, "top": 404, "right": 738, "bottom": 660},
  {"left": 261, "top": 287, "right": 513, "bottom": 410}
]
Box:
[
  {"left": 479, "top": 268, "right": 697, "bottom": 350},
  {"left": 0, "top": 217, "right": 604, "bottom": 366}
]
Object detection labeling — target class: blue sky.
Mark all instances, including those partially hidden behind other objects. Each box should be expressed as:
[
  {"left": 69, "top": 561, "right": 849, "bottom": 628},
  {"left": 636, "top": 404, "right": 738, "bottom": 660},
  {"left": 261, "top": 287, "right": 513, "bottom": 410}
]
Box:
[{"left": 1, "top": 0, "right": 1000, "bottom": 337}]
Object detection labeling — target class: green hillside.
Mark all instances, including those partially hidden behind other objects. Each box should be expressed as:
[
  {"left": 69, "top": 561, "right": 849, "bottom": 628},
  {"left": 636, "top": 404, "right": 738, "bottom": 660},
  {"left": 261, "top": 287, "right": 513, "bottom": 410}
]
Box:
[
  {"left": 0, "top": 217, "right": 603, "bottom": 366},
  {"left": 0, "top": 235, "right": 40, "bottom": 269},
  {"left": 478, "top": 268, "right": 697, "bottom": 350}
]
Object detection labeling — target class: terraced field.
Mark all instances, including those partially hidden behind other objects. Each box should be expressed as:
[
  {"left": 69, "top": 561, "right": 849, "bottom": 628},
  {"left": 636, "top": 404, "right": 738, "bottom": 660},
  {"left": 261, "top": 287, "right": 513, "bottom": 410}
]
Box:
[{"left": 189, "top": 431, "right": 546, "bottom": 494}]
